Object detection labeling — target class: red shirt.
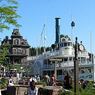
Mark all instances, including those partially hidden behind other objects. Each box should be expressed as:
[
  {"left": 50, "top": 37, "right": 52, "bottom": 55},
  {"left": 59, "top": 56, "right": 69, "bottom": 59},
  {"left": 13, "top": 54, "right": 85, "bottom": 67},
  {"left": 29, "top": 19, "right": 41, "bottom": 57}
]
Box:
[{"left": 51, "top": 76, "right": 55, "bottom": 82}]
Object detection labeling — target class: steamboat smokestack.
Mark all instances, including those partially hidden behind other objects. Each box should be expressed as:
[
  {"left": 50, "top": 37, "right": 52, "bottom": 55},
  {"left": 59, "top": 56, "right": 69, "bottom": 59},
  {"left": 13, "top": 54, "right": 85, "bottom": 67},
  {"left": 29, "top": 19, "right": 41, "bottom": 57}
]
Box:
[{"left": 55, "top": 18, "right": 60, "bottom": 43}]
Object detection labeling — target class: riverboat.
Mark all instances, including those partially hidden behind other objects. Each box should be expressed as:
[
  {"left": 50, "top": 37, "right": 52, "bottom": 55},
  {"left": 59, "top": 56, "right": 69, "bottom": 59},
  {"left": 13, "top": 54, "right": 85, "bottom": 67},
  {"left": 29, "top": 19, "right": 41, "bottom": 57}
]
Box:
[{"left": 27, "top": 18, "right": 95, "bottom": 81}]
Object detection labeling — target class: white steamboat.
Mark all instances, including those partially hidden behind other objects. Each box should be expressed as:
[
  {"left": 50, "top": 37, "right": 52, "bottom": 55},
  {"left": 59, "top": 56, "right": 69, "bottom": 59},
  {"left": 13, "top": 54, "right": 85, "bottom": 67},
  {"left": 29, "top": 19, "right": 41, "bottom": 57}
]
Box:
[{"left": 27, "top": 18, "right": 95, "bottom": 81}]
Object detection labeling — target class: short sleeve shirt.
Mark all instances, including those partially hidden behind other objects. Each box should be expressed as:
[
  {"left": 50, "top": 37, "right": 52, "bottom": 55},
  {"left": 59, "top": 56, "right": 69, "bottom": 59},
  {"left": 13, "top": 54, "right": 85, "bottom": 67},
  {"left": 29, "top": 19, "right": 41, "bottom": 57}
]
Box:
[{"left": 28, "top": 87, "right": 38, "bottom": 95}]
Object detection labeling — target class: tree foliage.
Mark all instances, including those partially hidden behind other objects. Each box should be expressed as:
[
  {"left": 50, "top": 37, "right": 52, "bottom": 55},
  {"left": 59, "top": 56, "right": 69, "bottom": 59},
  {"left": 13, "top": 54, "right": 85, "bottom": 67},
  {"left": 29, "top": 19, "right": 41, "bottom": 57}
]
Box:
[
  {"left": 0, "top": 0, "right": 21, "bottom": 32},
  {"left": 30, "top": 47, "right": 36, "bottom": 56},
  {"left": 30, "top": 47, "right": 50, "bottom": 56},
  {"left": 0, "top": 43, "right": 9, "bottom": 67},
  {"left": 60, "top": 34, "right": 71, "bottom": 40}
]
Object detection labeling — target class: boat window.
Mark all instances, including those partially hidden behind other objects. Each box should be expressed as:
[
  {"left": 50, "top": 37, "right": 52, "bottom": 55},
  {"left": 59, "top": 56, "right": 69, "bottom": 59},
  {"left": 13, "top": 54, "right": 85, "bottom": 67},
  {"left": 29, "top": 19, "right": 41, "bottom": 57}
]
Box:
[
  {"left": 68, "top": 42, "right": 72, "bottom": 46},
  {"left": 64, "top": 58, "right": 68, "bottom": 61},
  {"left": 57, "top": 70, "right": 62, "bottom": 75},
  {"left": 69, "top": 57, "right": 72, "bottom": 61},
  {"left": 73, "top": 58, "right": 75, "bottom": 61},
  {"left": 61, "top": 43, "right": 64, "bottom": 47},
  {"left": 64, "top": 42, "right": 67, "bottom": 46}
]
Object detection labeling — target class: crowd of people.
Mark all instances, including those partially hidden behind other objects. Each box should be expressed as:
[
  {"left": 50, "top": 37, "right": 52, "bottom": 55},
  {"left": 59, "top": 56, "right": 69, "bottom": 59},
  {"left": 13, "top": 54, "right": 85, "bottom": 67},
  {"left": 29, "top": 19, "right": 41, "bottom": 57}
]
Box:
[
  {"left": 0, "top": 72, "right": 21, "bottom": 77},
  {"left": 28, "top": 74, "right": 40, "bottom": 84},
  {"left": 28, "top": 73, "right": 56, "bottom": 95},
  {"left": 44, "top": 73, "right": 56, "bottom": 86},
  {"left": 28, "top": 73, "right": 72, "bottom": 95},
  {"left": 0, "top": 71, "right": 91, "bottom": 95}
]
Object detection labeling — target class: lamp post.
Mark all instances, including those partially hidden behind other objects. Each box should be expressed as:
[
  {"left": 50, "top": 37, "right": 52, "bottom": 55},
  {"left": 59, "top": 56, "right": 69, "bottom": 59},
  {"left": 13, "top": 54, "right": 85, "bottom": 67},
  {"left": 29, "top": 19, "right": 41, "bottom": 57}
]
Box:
[
  {"left": 74, "top": 37, "right": 79, "bottom": 94},
  {"left": 71, "top": 19, "right": 75, "bottom": 49}
]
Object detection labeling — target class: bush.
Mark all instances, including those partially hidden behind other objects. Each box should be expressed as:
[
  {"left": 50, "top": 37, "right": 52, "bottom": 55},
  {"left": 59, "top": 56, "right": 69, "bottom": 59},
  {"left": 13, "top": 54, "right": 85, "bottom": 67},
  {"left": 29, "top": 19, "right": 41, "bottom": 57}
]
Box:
[
  {"left": 60, "top": 81, "right": 95, "bottom": 95},
  {"left": 0, "top": 78, "right": 8, "bottom": 89}
]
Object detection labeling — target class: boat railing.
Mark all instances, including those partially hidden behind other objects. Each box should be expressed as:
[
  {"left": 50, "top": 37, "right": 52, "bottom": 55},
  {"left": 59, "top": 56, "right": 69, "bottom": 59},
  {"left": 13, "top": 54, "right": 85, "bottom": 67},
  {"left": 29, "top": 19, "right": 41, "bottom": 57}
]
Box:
[
  {"left": 43, "top": 61, "right": 74, "bottom": 69},
  {"left": 59, "top": 48, "right": 74, "bottom": 56},
  {"left": 27, "top": 50, "right": 89, "bottom": 62},
  {"left": 78, "top": 51, "right": 88, "bottom": 56},
  {"left": 43, "top": 60, "right": 94, "bottom": 70},
  {"left": 62, "top": 61, "right": 74, "bottom": 67},
  {"left": 43, "top": 64, "right": 54, "bottom": 69},
  {"left": 57, "top": 61, "right": 93, "bottom": 67},
  {"left": 27, "top": 51, "right": 60, "bottom": 61}
]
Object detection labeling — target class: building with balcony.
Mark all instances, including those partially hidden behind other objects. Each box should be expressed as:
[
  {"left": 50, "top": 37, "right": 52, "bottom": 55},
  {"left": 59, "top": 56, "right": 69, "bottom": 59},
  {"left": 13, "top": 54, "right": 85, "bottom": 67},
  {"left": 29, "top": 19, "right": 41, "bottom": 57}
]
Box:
[{"left": 2, "top": 29, "right": 30, "bottom": 65}]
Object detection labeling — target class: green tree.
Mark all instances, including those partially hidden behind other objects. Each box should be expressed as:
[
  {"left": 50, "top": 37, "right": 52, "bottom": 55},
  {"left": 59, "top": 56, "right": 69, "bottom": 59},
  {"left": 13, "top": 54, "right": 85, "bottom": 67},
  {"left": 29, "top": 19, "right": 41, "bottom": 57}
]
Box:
[
  {"left": 30, "top": 47, "right": 36, "bottom": 56},
  {"left": 60, "top": 34, "right": 71, "bottom": 41},
  {"left": 46, "top": 47, "right": 50, "bottom": 51},
  {"left": 60, "top": 34, "right": 64, "bottom": 38},
  {"left": 41, "top": 47, "right": 44, "bottom": 52},
  {"left": 38, "top": 47, "right": 42, "bottom": 55},
  {"left": 30, "top": 47, "right": 51, "bottom": 56},
  {"left": 65, "top": 35, "right": 71, "bottom": 40},
  {"left": 0, "top": 43, "right": 9, "bottom": 67},
  {"left": 0, "top": 0, "right": 21, "bottom": 32}
]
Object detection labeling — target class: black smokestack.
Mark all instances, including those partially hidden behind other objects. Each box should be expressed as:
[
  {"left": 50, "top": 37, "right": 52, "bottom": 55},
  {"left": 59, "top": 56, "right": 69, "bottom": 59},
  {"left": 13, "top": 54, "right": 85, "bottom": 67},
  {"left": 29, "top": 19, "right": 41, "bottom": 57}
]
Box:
[{"left": 55, "top": 18, "right": 60, "bottom": 43}]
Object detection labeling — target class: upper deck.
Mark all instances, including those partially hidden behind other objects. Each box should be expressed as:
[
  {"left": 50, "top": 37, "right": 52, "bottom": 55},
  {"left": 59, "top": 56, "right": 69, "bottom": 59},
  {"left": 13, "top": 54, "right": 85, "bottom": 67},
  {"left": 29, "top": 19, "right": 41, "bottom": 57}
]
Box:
[{"left": 27, "top": 38, "right": 91, "bottom": 68}]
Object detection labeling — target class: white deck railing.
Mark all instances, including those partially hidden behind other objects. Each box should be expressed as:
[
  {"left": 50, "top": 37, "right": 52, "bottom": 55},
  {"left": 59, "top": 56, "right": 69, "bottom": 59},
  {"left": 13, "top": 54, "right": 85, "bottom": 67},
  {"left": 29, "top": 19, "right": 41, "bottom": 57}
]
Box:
[
  {"left": 43, "top": 61, "right": 94, "bottom": 69},
  {"left": 27, "top": 50, "right": 89, "bottom": 62}
]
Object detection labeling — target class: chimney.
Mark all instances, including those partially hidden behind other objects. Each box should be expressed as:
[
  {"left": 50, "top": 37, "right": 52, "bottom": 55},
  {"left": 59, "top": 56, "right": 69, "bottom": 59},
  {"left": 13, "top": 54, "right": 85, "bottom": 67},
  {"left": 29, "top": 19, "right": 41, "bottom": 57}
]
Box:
[
  {"left": 5, "top": 36, "right": 8, "bottom": 40},
  {"left": 55, "top": 18, "right": 60, "bottom": 43}
]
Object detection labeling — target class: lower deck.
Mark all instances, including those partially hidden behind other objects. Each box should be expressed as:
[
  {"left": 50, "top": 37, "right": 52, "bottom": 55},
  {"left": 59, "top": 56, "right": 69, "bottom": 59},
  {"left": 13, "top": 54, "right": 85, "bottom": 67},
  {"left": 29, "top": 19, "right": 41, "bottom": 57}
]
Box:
[{"left": 43, "top": 64, "right": 95, "bottom": 81}]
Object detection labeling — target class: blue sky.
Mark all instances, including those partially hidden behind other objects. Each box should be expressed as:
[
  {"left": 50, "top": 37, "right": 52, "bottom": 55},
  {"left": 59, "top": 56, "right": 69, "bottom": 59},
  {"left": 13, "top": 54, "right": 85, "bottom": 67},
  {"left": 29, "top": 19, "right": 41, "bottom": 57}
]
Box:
[{"left": 1, "top": 0, "right": 95, "bottom": 54}]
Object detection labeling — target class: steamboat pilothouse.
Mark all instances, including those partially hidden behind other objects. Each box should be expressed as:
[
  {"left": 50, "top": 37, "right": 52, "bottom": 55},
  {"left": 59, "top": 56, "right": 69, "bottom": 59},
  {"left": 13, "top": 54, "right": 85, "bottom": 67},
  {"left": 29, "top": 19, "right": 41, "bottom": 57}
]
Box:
[{"left": 27, "top": 18, "right": 95, "bottom": 81}]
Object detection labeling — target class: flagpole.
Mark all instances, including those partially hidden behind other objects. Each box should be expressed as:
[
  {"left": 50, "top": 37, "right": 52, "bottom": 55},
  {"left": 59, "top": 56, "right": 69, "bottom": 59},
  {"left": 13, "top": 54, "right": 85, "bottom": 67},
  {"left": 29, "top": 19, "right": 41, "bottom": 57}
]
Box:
[{"left": 90, "top": 31, "right": 92, "bottom": 63}]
